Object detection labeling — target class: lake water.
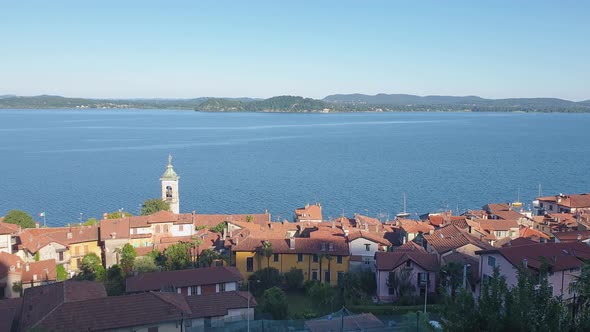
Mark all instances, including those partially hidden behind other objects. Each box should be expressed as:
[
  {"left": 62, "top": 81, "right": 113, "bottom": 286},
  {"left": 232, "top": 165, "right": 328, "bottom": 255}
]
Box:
[{"left": 1, "top": 109, "right": 589, "bottom": 226}]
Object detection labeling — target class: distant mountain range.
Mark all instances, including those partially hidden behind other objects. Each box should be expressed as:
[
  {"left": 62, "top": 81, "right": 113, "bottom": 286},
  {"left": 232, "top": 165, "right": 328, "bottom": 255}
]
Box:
[{"left": 1, "top": 94, "right": 589, "bottom": 113}]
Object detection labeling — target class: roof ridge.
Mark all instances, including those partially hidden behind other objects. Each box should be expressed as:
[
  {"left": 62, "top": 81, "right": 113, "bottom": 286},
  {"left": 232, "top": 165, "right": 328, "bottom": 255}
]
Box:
[{"left": 150, "top": 291, "right": 192, "bottom": 315}]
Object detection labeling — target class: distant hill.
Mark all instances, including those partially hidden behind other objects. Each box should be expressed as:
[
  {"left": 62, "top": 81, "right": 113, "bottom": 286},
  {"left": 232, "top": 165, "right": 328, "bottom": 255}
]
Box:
[
  {"left": 1, "top": 94, "right": 589, "bottom": 113},
  {"left": 323, "top": 93, "right": 590, "bottom": 112},
  {"left": 196, "top": 96, "right": 333, "bottom": 112}
]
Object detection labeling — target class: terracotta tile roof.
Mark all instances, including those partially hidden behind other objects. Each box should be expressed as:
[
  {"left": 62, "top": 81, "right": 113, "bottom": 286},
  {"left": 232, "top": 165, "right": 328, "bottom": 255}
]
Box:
[
  {"left": 483, "top": 203, "right": 528, "bottom": 220},
  {"left": 184, "top": 291, "right": 256, "bottom": 318},
  {"left": 398, "top": 218, "right": 434, "bottom": 234},
  {"left": 99, "top": 217, "right": 130, "bottom": 241},
  {"left": 462, "top": 209, "right": 488, "bottom": 219},
  {"left": 375, "top": 251, "right": 439, "bottom": 271},
  {"left": 537, "top": 193, "right": 590, "bottom": 208},
  {"left": 476, "top": 219, "right": 519, "bottom": 231},
  {"left": 0, "top": 298, "right": 22, "bottom": 332},
  {"left": 126, "top": 266, "right": 243, "bottom": 293},
  {"left": 295, "top": 204, "right": 323, "bottom": 221},
  {"left": 134, "top": 246, "right": 154, "bottom": 257},
  {"left": 553, "top": 230, "right": 590, "bottom": 243},
  {"left": 17, "top": 226, "right": 99, "bottom": 253},
  {"left": 347, "top": 231, "right": 391, "bottom": 246},
  {"left": 519, "top": 227, "right": 551, "bottom": 240},
  {"left": 424, "top": 225, "right": 493, "bottom": 255},
  {"left": 232, "top": 236, "right": 349, "bottom": 256},
  {"left": 305, "top": 313, "right": 384, "bottom": 332},
  {"left": 33, "top": 291, "right": 191, "bottom": 331},
  {"left": 476, "top": 242, "right": 590, "bottom": 272},
  {"left": 0, "top": 252, "right": 23, "bottom": 279},
  {"left": 394, "top": 241, "right": 427, "bottom": 253},
  {"left": 0, "top": 220, "right": 20, "bottom": 234},
  {"left": 22, "top": 259, "right": 57, "bottom": 284},
  {"left": 501, "top": 237, "right": 538, "bottom": 247},
  {"left": 20, "top": 280, "right": 107, "bottom": 331}
]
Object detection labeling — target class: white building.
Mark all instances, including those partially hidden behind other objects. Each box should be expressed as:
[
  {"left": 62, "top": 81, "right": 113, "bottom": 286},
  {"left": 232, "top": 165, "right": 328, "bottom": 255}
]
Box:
[{"left": 161, "top": 154, "right": 180, "bottom": 214}]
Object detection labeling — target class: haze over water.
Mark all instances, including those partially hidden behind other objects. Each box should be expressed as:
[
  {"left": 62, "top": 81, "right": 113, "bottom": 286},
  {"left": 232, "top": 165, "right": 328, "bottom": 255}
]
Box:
[{"left": 1, "top": 109, "right": 589, "bottom": 226}]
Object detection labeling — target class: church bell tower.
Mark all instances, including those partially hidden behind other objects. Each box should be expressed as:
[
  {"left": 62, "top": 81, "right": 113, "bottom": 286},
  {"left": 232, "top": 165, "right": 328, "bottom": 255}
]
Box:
[{"left": 160, "top": 154, "right": 180, "bottom": 214}]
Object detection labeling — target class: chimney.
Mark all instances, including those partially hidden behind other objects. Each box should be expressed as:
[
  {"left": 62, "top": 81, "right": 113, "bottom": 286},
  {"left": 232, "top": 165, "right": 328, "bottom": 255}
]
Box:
[
  {"left": 375, "top": 224, "right": 379, "bottom": 233},
  {"left": 364, "top": 223, "right": 369, "bottom": 231},
  {"left": 289, "top": 237, "right": 295, "bottom": 250},
  {"left": 344, "top": 229, "right": 349, "bottom": 237},
  {"left": 269, "top": 223, "right": 274, "bottom": 230},
  {"left": 192, "top": 211, "right": 195, "bottom": 224},
  {"left": 67, "top": 232, "right": 73, "bottom": 239},
  {"left": 17, "top": 261, "right": 21, "bottom": 269},
  {"left": 522, "top": 258, "right": 528, "bottom": 268}
]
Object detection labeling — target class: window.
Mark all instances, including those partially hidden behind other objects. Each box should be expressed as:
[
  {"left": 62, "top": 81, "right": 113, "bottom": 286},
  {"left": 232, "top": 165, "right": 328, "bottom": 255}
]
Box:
[
  {"left": 58, "top": 251, "right": 64, "bottom": 261},
  {"left": 365, "top": 244, "right": 371, "bottom": 251},
  {"left": 179, "top": 225, "right": 184, "bottom": 231},
  {"left": 297, "top": 253, "right": 304, "bottom": 262},
  {"left": 166, "top": 185, "right": 173, "bottom": 199},
  {"left": 74, "top": 246, "right": 80, "bottom": 256},
  {"left": 549, "top": 205, "right": 553, "bottom": 211},
  {"left": 130, "top": 228, "right": 135, "bottom": 235},
  {"left": 155, "top": 225, "right": 161, "bottom": 233},
  {"left": 540, "top": 203, "right": 544, "bottom": 208},
  {"left": 84, "top": 245, "right": 88, "bottom": 254},
  {"left": 312, "top": 270, "right": 318, "bottom": 280},
  {"left": 219, "top": 283, "right": 226, "bottom": 292},
  {"left": 337, "top": 256, "right": 343, "bottom": 264},
  {"left": 388, "top": 272, "right": 396, "bottom": 294},
  {"left": 273, "top": 253, "right": 279, "bottom": 262},
  {"left": 313, "top": 254, "right": 319, "bottom": 263},
  {"left": 324, "top": 271, "right": 331, "bottom": 283},
  {"left": 488, "top": 256, "right": 496, "bottom": 267},
  {"left": 405, "top": 260, "right": 412, "bottom": 268},
  {"left": 246, "top": 257, "right": 254, "bottom": 272},
  {"left": 164, "top": 225, "right": 169, "bottom": 233},
  {"left": 190, "top": 286, "right": 199, "bottom": 296}
]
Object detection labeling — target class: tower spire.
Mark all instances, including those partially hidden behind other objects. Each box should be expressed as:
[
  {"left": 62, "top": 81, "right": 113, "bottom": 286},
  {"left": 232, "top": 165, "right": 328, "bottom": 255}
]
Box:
[{"left": 161, "top": 155, "right": 180, "bottom": 214}]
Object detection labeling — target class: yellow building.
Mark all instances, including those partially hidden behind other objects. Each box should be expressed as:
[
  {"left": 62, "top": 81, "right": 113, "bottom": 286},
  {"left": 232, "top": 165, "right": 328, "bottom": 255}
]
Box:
[{"left": 232, "top": 236, "right": 350, "bottom": 286}]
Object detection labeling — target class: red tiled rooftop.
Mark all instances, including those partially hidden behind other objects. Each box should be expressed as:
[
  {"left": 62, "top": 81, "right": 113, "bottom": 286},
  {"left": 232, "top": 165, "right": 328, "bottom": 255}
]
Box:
[
  {"left": 126, "top": 266, "right": 243, "bottom": 293},
  {"left": 476, "top": 242, "right": 590, "bottom": 272},
  {"left": 0, "top": 220, "right": 20, "bottom": 234},
  {"left": 232, "top": 236, "right": 349, "bottom": 256},
  {"left": 375, "top": 251, "right": 439, "bottom": 271},
  {"left": 295, "top": 204, "right": 323, "bottom": 221},
  {"left": 477, "top": 219, "right": 519, "bottom": 231},
  {"left": 484, "top": 203, "right": 528, "bottom": 220},
  {"left": 424, "top": 225, "right": 493, "bottom": 254},
  {"left": 537, "top": 193, "right": 590, "bottom": 208},
  {"left": 347, "top": 231, "right": 391, "bottom": 246}
]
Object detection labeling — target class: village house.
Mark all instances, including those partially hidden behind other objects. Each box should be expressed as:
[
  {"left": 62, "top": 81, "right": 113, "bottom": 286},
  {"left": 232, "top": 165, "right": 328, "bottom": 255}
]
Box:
[
  {"left": 0, "top": 252, "right": 57, "bottom": 298},
  {"left": 374, "top": 250, "right": 438, "bottom": 302},
  {"left": 475, "top": 219, "right": 520, "bottom": 246},
  {"left": 346, "top": 230, "right": 391, "bottom": 271},
  {"left": 231, "top": 230, "right": 350, "bottom": 286},
  {"left": 17, "top": 280, "right": 256, "bottom": 331},
  {"left": 535, "top": 193, "right": 590, "bottom": 215},
  {"left": 294, "top": 203, "right": 323, "bottom": 223},
  {"left": 395, "top": 218, "right": 434, "bottom": 245},
  {"left": 519, "top": 226, "right": 551, "bottom": 243},
  {"left": 483, "top": 203, "right": 532, "bottom": 226},
  {"left": 0, "top": 221, "right": 19, "bottom": 254},
  {"left": 476, "top": 242, "right": 590, "bottom": 300},
  {"left": 531, "top": 212, "right": 580, "bottom": 233},
  {"left": 553, "top": 230, "right": 590, "bottom": 243},
  {"left": 126, "top": 266, "right": 243, "bottom": 296},
  {"left": 14, "top": 225, "right": 100, "bottom": 275},
  {"left": 422, "top": 224, "right": 493, "bottom": 260}
]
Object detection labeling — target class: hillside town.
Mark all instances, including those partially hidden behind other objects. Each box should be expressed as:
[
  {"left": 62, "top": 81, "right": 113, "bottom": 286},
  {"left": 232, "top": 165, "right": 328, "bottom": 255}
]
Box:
[{"left": 2, "top": 158, "right": 590, "bottom": 331}]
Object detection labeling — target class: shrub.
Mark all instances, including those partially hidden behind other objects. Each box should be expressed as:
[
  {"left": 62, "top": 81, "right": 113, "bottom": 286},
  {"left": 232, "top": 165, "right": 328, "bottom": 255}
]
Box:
[{"left": 284, "top": 268, "right": 304, "bottom": 291}]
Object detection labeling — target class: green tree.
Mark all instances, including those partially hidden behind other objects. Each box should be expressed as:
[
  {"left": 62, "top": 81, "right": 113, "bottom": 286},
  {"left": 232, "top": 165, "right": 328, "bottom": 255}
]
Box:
[
  {"left": 262, "top": 241, "right": 273, "bottom": 268},
  {"left": 197, "top": 249, "right": 224, "bottom": 268},
  {"left": 120, "top": 244, "right": 137, "bottom": 274},
  {"left": 307, "top": 282, "right": 338, "bottom": 312},
  {"left": 56, "top": 264, "right": 68, "bottom": 281},
  {"left": 246, "top": 215, "right": 253, "bottom": 223},
  {"left": 164, "top": 242, "right": 191, "bottom": 270},
  {"left": 339, "top": 270, "right": 376, "bottom": 305},
  {"left": 284, "top": 268, "right": 304, "bottom": 291},
  {"left": 83, "top": 218, "right": 98, "bottom": 226},
  {"left": 133, "top": 256, "right": 158, "bottom": 274},
  {"left": 147, "top": 250, "right": 168, "bottom": 269},
  {"left": 34, "top": 252, "right": 40, "bottom": 262},
  {"left": 76, "top": 253, "right": 105, "bottom": 281},
  {"left": 209, "top": 221, "right": 226, "bottom": 233},
  {"left": 3, "top": 210, "right": 36, "bottom": 229},
  {"left": 140, "top": 199, "right": 171, "bottom": 216},
  {"left": 248, "top": 267, "right": 283, "bottom": 296},
  {"left": 441, "top": 288, "right": 478, "bottom": 332},
  {"left": 106, "top": 211, "right": 134, "bottom": 219},
  {"left": 190, "top": 236, "right": 203, "bottom": 267},
  {"left": 104, "top": 265, "right": 126, "bottom": 296},
  {"left": 12, "top": 281, "right": 23, "bottom": 297},
  {"left": 260, "top": 287, "right": 289, "bottom": 320},
  {"left": 440, "top": 261, "right": 465, "bottom": 298}
]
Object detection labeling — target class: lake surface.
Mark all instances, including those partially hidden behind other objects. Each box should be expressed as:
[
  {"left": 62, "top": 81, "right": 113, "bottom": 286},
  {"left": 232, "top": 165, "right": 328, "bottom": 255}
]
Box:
[{"left": 1, "top": 109, "right": 589, "bottom": 226}]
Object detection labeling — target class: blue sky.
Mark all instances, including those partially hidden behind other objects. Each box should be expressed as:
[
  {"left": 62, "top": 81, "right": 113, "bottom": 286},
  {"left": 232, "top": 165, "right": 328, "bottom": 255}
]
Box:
[{"left": 1, "top": 1, "right": 588, "bottom": 100}]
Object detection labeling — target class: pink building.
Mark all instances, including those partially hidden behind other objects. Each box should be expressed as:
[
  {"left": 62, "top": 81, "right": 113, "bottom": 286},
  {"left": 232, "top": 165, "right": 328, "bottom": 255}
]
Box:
[
  {"left": 374, "top": 251, "right": 438, "bottom": 302},
  {"left": 476, "top": 242, "right": 590, "bottom": 300}
]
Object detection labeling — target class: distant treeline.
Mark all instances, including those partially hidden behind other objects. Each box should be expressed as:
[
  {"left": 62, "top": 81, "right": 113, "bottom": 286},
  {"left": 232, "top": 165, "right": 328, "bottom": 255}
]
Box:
[{"left": 1, "top": 94, "right": 589, "bottom": 113}]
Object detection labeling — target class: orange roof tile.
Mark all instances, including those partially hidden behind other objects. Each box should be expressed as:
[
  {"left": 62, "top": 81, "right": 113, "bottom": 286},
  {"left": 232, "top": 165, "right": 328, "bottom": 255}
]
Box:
[{"left": 295, "top": 204, "right": 323, "bottom": 221}]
